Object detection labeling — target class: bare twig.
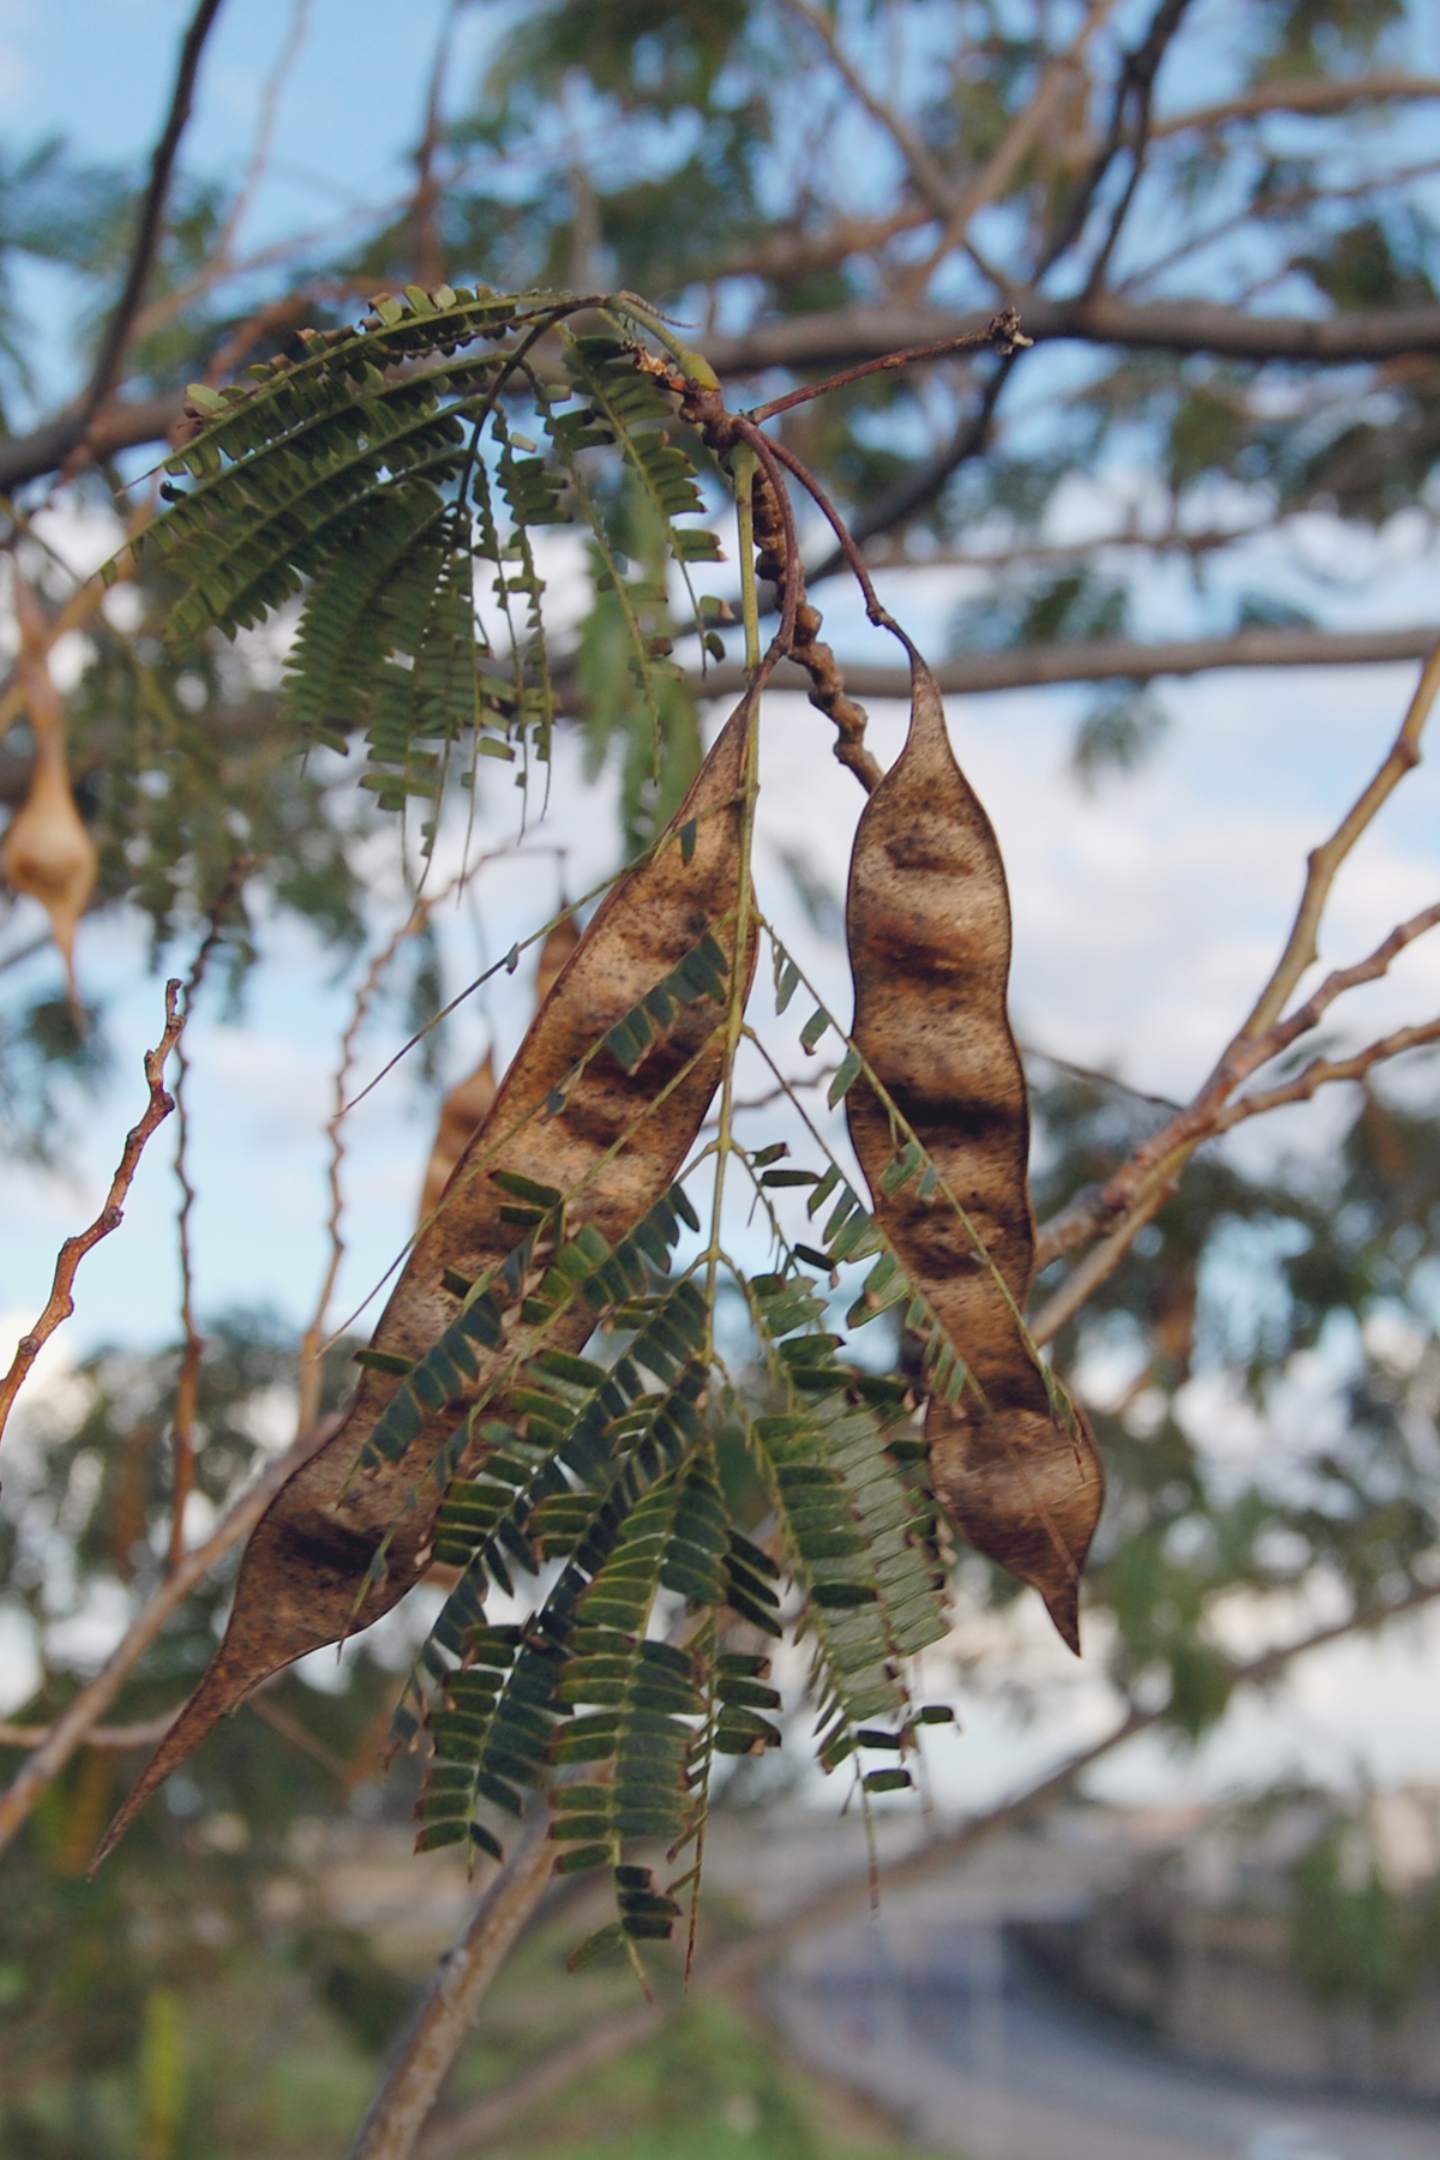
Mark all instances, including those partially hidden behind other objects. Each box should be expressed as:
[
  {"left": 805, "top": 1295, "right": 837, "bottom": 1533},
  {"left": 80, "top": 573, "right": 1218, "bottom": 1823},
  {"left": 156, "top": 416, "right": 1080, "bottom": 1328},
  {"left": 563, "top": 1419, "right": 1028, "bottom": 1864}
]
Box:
[
  {"left": 1148, "top": 69, "right": 1440, "bottom": 143},
  {"left": 169, "top": 859, "right": 252, "bottom": 1565},
  {"left": 411, "top": 0, "right": 460, "bottom": 288},
  {"left": 75, "top": 0, "right": 228, "bottom": 433},
  {"left": 1235, "top": 646, "right": 1440, "bottom": 1043},
  {"left": 747, "top": 312, "right": 1029, "bottom": 425},
  {"left": 418, "top": 1573, "right": 1440, "bottom": 2160},
  {"left": 0, "top": 1679, "right": 353, "bottom": 1783},
  {"left": 0, "top": 1713, "right": 175, "bottom": 1752},
  {"left": 9, "top": 292, "right": 1440, "bottom": 498},
  {"left": 1031, "top": 652, "right": 1439, "bottom": 1326},
  {"left": 779, "top": 0, "right": 961, "bottom": 225},
  {"left": 346, "top": 1809, "right": 557, "bottom": 2160},
  {"left": 1213, "top": 1015, "right": 1440, "bottom": 1133},
  {"left": 0, "top": 981, "right": 185, "bottom": 1453}
]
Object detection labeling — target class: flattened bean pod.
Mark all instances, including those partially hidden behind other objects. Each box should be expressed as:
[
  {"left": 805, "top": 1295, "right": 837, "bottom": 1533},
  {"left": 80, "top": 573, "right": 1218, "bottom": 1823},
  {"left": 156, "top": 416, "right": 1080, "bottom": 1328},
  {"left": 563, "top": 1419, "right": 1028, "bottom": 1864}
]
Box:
[
  {"left": 95, "top": 698, "right": 757, "bottom": 1864},
  {"left": 845, "top": 654, "right": 1102, "bottom": 1651}
]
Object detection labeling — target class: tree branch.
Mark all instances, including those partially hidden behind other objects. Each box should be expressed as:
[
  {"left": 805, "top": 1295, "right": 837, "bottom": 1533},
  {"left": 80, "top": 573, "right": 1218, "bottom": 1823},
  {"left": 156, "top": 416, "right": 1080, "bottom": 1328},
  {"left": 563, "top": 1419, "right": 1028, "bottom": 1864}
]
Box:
[
  {"left": 0, "top": 980, "right": 185, "bottom": 1453},
  {"left": 1151, "top": 69, "right": 1440, "bottom": 141},
  {"left": 690, "top": 623, "right": 1440, "bottom": 702},
  {"left": 9, "top": 289, "right": 1440, "bottom": 497},
  {"left": 1031, "top": 649, "right": 1439, "bottom": 1321},
  {"left": 344, "top": 1810, "right": 556, "bottom": 2160},
  {"left": 75, "top": 0, "right": 228, "bottom": 433},
  {"left": 1213, "top": 1014, "right": 1440, "bottom": 1134}
]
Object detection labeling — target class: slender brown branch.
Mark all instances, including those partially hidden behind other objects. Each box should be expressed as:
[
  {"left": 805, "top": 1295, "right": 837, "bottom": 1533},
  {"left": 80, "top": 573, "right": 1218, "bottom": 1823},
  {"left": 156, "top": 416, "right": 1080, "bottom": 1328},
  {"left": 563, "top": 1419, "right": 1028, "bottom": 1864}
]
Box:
[
  {"left": 778, "top": 0, "right": 962, "bottom": 225},
  {"left": 747, "top": 312, "right": 1029, "bottom": 424},
  {"left": 0, "top": 1679, "right": 353, "bottom": 1782},
  {"left": 1213, "top": 1015, "right": 1440, "bottom": 1133},
  {"left": 75, "top": 0, "right": 228, "bottom": 432},
  {"left": 1031, "top": 656, "right": 1438, "bottom": 1324},
  {"left": 1235, "top": 645, "right": 1440, "bottom": 1043},
  {"left": 346, "top": 1809, "right": 557, "bottom": 2160},
  {"left": 688, "top": 622, "right": 1440, "bottom": 701},
  {"left": 909, "top": 0, "right": 1124, "bottom": 288},
  {"left": 168, "top": 859, "right": 252, "bottom": 1565},
  {"left": 9, "top": 291, "right": 1440, "bottom": 497},
  {"left": 1149, "top": 69, "right": 1440, "bottom": 142},
  {"left": 411, "top": 0, "right": 460, "bottom": 288},
  {"left": 418, "top": 1573, "right": 1440, "bottom": 2160},
  {"left": 0, "top": 981, "right": 185, "bottom": 1452}
]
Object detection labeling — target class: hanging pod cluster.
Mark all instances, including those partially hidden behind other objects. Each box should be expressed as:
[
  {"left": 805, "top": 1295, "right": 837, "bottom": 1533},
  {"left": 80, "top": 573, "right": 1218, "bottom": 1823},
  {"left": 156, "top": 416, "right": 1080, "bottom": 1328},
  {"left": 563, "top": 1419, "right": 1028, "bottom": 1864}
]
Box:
[
  {"left": 844, "top": 652, "right": 1103, "bottom": 1652},
  {"left": 94, "top": 694, "right": 759, "bottom": 1866}
]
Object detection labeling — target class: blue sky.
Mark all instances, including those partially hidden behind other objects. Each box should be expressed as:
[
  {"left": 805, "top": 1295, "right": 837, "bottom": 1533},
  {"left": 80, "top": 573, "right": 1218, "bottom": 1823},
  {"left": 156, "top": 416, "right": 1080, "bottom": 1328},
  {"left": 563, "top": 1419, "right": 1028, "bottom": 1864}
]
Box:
[{"left": 2, "top": 1, "right": 1438, "bottom": 1801}]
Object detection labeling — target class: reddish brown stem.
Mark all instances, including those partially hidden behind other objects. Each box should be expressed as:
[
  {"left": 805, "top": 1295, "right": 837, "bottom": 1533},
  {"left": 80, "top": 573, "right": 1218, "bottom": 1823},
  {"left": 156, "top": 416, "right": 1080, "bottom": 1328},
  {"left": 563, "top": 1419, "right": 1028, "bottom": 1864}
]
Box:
[{"left": 0, "top": 981, "right": 186, "bottom": 1452}]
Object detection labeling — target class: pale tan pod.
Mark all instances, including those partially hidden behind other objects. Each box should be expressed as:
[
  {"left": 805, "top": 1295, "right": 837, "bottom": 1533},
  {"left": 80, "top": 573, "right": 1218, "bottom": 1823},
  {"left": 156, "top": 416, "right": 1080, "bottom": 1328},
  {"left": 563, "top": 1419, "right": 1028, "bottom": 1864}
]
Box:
[
  {"left": 844, "top": 653, "right": 1102, "bottom": 1652},
  {"left": 95, "top": 697, "right": 759, "bottom": 1864},
  {"left": 419, "top": 1053, "right": 497, "bottom": 1225},
  {"left": 2, "top": 573, "right": 98, "bottom": 1019}
]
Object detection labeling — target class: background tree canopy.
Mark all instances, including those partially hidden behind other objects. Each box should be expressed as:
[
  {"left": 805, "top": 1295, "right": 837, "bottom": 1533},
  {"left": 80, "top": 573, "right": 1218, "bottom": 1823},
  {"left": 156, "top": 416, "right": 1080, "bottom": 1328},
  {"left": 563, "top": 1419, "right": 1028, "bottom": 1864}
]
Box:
[{"left": 1, "top": 4, "right": 1438, "bottom": 2158}]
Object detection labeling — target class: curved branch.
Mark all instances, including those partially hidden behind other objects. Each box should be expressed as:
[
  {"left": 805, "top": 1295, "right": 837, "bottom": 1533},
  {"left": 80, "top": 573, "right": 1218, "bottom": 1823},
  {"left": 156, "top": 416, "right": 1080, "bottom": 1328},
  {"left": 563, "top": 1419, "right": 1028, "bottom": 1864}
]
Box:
[
  {"left": 76, "top": 0, "right": 228, "bottom": 432},
  {"left": 0, "top": 981, "right": 185, "bottom": 1452},
  {"left": 690, "top": 622, "right": 1440, "bottom": 701}
]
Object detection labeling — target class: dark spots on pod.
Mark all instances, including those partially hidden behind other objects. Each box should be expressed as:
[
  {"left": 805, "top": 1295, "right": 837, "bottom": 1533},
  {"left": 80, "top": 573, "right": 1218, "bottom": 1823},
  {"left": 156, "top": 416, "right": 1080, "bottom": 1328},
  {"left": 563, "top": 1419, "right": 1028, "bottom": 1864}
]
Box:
[{"left": 845, "top": 652, "right": 1104, "bottom": 1651}]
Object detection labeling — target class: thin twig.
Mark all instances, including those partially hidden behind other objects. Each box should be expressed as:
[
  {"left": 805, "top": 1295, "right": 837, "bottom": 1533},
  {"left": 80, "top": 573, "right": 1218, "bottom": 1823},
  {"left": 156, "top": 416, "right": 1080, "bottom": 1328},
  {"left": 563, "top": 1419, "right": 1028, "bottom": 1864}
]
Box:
[
  {"left": 747, "top": 311, "right": 1029, "bottom": 424},
  {"left": 1236, "top": 645, "right": 1440, "bottom": 1043},
  {"left": 0, "top": 981, "right": 185, "bottom": 1453},
  {"left": 1031, "top": 654, "right": 1439, "bottom": 1324},
  {"left": 169, "top": 858, "right": 252, "bottom": 1565},
  {"left": 411, "top": 0, "right": 460, "bottom": 288},
  {"left": 0, "top": 1713, "right": 175, "bottom": 1751},
  {"left": 75, "top": 0, "right": 228, "bottom": 432},
  {"left": 907, "top": 0, "right": 1124, "bottom": 291},
  {"left": 345, "top": 1809, "right": 557, "bottom": 2160},
  {"left": 1213, "top": 1014, "right": 1440, "bottom": 1133}
]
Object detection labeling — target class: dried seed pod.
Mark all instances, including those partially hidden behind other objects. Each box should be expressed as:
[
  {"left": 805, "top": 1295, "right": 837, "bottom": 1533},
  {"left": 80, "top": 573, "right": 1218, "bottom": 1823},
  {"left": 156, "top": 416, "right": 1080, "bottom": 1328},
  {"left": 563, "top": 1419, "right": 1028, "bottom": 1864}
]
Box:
[
  {"left": 418, "top": 1051, "right": 496, "bottom": 1225},
  {"left": 2, "top": 574, "right": 98, "bottom": 1020},
  {"left": 95, "top": 699, "right": 758, "bottom": 1865},
  {"left": 845, "top": 653, "right": 1102, "bottom": 1651},
  {"left": 416, "top": 911, "right": 578, "bottom": 1225}
]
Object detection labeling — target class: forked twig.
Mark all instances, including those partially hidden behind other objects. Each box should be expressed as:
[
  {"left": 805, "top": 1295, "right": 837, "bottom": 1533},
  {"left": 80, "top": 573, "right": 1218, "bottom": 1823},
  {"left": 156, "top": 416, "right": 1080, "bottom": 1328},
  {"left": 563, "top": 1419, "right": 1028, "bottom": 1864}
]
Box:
[{"left": 0, "top": 981, "right": 186, "bottom": 1453}]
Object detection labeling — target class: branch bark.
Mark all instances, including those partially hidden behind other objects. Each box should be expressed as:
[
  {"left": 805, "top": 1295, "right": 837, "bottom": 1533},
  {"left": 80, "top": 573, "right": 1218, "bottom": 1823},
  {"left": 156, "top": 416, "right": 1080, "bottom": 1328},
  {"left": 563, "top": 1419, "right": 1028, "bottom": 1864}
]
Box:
[
  {"left": 0, "top": 981, "right": 185, "bottom": 1452},
  {"left": 345, "top": 1810, "right": 557, "bottom": 2160},
  {"left": 8, "top": 292, "right": 1440, "bottom": 496},
  {"left": 691, "top": 623, "right": 1440, "bottom": 702},
  {"left": 75, "top": 0, "right": 228, "bottom": 433},
  {"left": 1031, "top": 646, "right": 1439, "bottom": 1319}
]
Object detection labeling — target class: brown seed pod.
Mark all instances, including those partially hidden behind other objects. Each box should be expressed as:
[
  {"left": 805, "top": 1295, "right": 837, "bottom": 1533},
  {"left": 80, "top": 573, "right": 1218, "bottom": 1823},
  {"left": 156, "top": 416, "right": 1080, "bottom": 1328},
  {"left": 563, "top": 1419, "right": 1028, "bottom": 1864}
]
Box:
[
  {"left": 844, "top": 653, "right": 1102, "bottom": 1652},
  {"left": 418, "top": 1051, "right": 497, "bottom": 1225},
  {"left": 2, "top": 574, "right": 98, "bottom": 1021},
  {"left": 94, "top": 698, "right": 758, "bottom": 1866},
  {"left": 415, "top": 910, "right": 578, "bottom": 1225}
]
